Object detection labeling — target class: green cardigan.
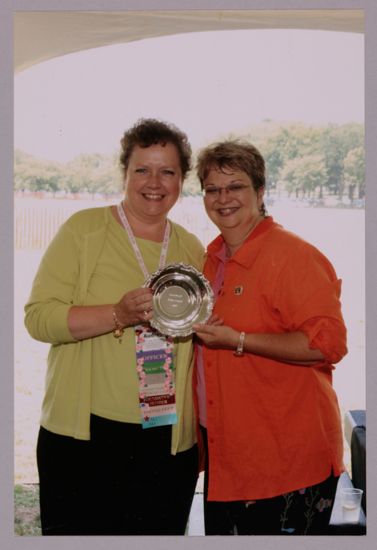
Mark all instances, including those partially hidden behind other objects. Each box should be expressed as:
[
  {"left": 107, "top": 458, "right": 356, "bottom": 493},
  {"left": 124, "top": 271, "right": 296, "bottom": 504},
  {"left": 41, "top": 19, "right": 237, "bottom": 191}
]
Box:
[{"left": 25, "top": 206, "right": 204, "bottom": 452}]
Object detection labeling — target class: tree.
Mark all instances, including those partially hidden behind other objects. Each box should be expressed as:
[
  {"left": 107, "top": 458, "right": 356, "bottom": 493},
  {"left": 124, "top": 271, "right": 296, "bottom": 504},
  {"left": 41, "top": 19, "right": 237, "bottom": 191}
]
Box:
[
  {"left": 14, "top": 121, "right": 364, "bottom": 202},
  {"left": 14, "top": 149, "right": 65, "bottom": 195},
  {"left": 280, "top": 154, "right": 327, "bottom": 199},
  {"left": 344, "top": 146, "right": 365, "bottom": 201},
  {"left": 255, "top": 123, "right": 322, "bottom": 188},
  {"left": 64, "top": 152, "right": 122, "bottom": 196},
  {"left": 321, "top": 124, "right": 364, "bottom": 198}
]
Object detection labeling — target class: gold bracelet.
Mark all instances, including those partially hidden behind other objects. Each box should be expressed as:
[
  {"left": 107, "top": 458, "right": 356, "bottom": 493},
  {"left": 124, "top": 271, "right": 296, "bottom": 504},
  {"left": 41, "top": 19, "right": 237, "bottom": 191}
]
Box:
[
  {"left": 234, "top": 331, "right": 245, "bottom": 357},
  {"left": 112, "top": 306, "right": 124, "bottom": 343}
]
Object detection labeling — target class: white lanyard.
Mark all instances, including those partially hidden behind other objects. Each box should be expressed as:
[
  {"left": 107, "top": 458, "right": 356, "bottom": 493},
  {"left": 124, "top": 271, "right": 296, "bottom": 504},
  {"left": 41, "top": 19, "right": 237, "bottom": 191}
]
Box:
[{"left": 117, "top": 202, "right": 170, "bottom": 280}]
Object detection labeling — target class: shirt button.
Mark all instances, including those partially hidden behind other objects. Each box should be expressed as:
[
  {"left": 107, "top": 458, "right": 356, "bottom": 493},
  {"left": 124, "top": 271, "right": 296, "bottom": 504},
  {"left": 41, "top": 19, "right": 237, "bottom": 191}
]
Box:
[
  {"left": 209, "top": 438, "right": 214, "bottom": 444},
  {"left": 208, "top": 400, "right": 214, "bottom": 405}
]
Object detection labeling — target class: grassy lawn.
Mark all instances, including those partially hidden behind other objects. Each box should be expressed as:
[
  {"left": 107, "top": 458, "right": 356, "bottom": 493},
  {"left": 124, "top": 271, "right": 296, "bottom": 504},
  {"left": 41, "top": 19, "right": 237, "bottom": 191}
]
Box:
[{"left": 14, "top": 484, "right": 41, "bottom": 536}]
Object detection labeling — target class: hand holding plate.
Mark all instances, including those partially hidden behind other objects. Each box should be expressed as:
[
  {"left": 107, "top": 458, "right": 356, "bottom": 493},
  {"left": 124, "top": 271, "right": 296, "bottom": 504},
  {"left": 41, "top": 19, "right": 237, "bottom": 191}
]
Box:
[
  {"left": 144, "top": 263, "right": 214, "bottom": 337},
  {"left": 115, "top": 287, "right": 153, "bottom": 327}
]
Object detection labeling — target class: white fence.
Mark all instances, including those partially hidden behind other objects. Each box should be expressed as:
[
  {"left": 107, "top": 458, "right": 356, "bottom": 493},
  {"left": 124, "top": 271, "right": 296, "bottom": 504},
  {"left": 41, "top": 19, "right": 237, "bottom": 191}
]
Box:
[{"left": 14, "top": 195, "right": 219, "bottom": 250}]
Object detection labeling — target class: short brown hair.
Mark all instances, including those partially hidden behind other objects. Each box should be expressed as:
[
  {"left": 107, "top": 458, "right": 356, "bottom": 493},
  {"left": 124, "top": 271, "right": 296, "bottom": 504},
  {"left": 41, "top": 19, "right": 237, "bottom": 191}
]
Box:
[
  {"left": 196, "top": 140, "right": 266, "bottom": 216},
  {"left": 196, "top": 140, "right": 265, "bottom": 192},
  {"left": 120, "top": 118, "right": 192, "bottom": 179}
]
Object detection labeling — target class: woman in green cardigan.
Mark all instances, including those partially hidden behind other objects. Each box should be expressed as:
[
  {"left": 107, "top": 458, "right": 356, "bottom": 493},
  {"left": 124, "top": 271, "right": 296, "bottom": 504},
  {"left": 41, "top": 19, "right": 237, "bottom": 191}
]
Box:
[{"left": 25, "top": 118, "right": 204, "bottom": 535}]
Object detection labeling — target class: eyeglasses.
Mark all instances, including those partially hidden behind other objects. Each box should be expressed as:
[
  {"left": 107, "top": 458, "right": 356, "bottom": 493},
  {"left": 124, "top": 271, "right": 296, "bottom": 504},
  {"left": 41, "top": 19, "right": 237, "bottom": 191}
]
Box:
[{"left": 202, "top": 183, "right": 252, "bottom": 199}]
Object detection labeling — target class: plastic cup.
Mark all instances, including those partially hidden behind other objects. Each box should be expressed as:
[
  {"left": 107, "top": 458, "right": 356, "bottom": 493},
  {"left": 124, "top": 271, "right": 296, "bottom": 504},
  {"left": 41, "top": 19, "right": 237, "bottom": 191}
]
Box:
[{"left": 340, "top": 488, "right": 363, "bottom": 523}]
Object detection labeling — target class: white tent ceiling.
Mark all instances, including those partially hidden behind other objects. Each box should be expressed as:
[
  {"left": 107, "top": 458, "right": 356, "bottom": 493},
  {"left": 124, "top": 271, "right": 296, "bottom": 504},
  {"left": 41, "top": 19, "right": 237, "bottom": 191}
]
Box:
[{"left": 14, "top": 10, "right": 364, "bottom": 73}]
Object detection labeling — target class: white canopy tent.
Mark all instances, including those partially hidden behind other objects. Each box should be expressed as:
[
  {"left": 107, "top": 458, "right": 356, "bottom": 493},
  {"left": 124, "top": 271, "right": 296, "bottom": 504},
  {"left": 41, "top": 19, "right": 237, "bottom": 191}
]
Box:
[{"left": 14, "top": 10, "right": 364, "bottom": 73}]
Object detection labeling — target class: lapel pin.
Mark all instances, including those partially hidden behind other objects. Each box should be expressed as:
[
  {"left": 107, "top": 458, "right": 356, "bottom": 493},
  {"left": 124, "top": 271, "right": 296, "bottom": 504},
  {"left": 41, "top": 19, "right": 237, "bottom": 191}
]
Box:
[{"left": 234, "top": 286, "right": 243, "bottom": 295}]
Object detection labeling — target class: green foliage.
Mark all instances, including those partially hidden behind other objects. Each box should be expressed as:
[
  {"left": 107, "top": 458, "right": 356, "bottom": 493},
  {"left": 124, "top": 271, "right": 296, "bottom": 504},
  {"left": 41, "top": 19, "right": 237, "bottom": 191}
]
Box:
[
  {"left": 14, "top": 121, "right": 364, "bottom": 200},
  {"left": 281, "top": 154, "right": 326, "bottom": 198},
  {"left": 64, "top": 152, "right": 123, "bottom": 195},
  {"left": 14, "top": 150, "right": 66, "bottom": 194},
  {"left": 183, "top": 170, "right": 202, "bottom": 196},
  {"left": 259, "top": 123, "right": 322, "bottom": 187},
  {"left": 14, "top": 149, "right": 123, "bottom": 197},
  {"left": 225, "top": 121, "right": 364, "bottom": 199},
  {"left": 320, "top": 123, "right": 364, "bottom": 197},
  {"left": 344, "top": 146, "right": 365, "bottom": 199}
]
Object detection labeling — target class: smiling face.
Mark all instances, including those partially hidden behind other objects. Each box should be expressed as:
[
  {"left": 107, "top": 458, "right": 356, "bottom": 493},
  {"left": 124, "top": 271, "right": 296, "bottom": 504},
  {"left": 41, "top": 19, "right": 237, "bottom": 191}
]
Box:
[
  {"left": 123, "top": 142, "right": 182, "bottom": 224},
  {"left": 203, "top": 166, "right": 265, "bottom": 236}
]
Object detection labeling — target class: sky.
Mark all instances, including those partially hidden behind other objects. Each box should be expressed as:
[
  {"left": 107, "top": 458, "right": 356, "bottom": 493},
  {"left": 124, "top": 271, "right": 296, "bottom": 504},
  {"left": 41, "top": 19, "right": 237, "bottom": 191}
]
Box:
[{"left": 14, "top": 29, "right": 364, "bottom": 163}]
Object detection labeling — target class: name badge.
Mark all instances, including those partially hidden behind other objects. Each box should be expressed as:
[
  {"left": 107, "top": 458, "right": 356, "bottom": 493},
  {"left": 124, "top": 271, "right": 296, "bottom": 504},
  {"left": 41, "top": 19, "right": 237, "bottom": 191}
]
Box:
[{"left": 135, "top": 325, "right": 177, "bottom": 429}]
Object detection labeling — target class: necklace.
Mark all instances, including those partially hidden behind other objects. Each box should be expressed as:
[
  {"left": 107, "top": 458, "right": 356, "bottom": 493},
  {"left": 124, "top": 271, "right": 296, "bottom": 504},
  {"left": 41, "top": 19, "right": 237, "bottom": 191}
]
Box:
[{"left": 225, "top": 217, "right": 264, "bottom": 256}]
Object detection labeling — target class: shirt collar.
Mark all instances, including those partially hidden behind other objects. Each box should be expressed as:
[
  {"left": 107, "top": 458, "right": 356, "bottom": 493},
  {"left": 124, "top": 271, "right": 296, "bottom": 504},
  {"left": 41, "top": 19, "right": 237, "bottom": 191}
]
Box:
[{"left": 207, "top": 216, "right": 276, "bottom": 267}]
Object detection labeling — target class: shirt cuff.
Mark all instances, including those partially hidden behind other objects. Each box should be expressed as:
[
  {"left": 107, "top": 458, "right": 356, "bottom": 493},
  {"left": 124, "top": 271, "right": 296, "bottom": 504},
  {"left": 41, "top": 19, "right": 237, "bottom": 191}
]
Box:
[{"left": 300, "top": 317, "right": 348, "bottom": 364}]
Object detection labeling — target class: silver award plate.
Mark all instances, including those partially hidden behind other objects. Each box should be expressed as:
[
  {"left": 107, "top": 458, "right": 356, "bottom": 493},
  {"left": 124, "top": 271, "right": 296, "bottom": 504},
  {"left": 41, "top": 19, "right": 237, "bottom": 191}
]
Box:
[{"left": 144, "top": 263, "right": 214, "bottom": 337}]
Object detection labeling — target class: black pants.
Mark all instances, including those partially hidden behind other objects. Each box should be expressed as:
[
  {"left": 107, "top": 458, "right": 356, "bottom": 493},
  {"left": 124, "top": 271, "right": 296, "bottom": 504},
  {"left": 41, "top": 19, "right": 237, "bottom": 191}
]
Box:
[
  {"left": 201, "top": 426, "right": 339, "bottom": 535},
  {"left": 37, "top": 416, "right": 198, "bottom": 535}
]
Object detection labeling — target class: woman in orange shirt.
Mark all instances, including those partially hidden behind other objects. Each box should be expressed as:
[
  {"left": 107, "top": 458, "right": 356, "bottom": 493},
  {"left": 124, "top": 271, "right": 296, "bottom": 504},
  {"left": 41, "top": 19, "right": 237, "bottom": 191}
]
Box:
[{"left": 193, "top": 140, "right": 348, "bottom": 535}]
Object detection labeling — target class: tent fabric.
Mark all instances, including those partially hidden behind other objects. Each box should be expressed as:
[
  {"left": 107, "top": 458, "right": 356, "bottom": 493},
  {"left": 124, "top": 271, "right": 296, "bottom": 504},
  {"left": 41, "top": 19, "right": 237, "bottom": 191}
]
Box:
[{"left": 14, "top": 10, "right": 364, "bottom": 73}]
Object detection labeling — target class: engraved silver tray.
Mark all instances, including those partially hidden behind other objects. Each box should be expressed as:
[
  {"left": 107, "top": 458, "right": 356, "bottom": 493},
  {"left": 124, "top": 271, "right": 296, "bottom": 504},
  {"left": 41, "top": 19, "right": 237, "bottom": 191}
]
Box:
[{"left": 144, "top": 263, "right": 214, "bottom": 337}]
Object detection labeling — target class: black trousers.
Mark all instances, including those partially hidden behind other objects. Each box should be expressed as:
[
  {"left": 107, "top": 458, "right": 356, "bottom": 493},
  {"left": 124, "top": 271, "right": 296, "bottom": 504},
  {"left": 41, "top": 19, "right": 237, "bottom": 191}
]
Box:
[
  {"left": 37, "top": 415, "right": 198, "bottom": 535},
  {"left": 201, "top": 426, "right": 339, "bottom": 536}
]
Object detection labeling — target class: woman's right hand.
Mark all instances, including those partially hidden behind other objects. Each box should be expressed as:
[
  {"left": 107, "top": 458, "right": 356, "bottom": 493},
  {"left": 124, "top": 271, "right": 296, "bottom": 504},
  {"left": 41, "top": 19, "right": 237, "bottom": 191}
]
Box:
[
  {"left": 114, "top": 287, "right": 154, "bottom": 328},
  {"left": 67, "top": 287, "right": 154, "bottom": 341}
]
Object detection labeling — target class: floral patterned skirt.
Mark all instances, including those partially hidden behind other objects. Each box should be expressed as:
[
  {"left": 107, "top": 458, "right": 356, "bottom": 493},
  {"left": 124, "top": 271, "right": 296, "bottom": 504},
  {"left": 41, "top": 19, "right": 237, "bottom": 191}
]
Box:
[{"left": 201, "top": 426, "right": 339, "bottom": 535}]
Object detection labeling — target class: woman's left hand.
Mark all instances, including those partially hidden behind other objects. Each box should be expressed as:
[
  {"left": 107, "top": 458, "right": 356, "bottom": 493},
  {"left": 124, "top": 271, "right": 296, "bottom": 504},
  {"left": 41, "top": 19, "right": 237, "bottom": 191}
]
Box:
[
  {"left": 205, "top": 313, "right": 224, "bottom": 327},
  {"left": 193, "top": 323, "right": 239, "bottom": 349}
]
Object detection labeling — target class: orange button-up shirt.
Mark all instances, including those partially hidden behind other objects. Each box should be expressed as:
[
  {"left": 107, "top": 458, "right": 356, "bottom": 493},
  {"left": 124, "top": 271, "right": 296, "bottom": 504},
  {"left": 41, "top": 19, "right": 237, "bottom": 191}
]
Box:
[{"left": 197, "top": 217, "right": 347, "bottom": 501}]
